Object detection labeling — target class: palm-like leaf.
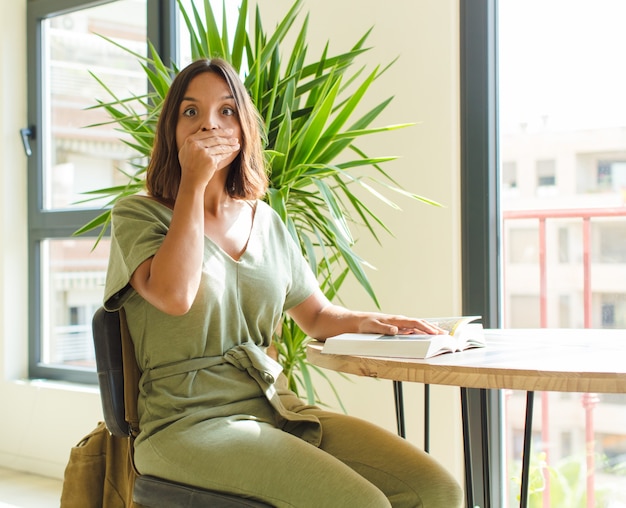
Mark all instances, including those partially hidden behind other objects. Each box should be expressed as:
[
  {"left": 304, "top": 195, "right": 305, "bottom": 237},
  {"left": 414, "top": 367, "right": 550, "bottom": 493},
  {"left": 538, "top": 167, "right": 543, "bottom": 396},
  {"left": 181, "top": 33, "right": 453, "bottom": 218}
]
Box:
[{"left": 79, "top": 0, "right": 439, "bottom": 406}]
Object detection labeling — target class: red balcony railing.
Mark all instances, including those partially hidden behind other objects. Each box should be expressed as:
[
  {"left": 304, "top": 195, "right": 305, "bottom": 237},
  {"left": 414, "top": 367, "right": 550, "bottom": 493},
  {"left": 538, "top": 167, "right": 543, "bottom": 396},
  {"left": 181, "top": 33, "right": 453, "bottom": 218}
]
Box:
[{"left": 502, "top": 206, "right": 626, "bottom": 508}]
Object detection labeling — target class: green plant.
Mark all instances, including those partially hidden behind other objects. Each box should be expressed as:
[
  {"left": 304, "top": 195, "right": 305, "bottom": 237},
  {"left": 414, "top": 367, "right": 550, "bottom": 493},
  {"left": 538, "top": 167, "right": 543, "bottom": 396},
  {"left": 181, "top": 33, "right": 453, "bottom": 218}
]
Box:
[
  {"left": 509, "top": 451, "right": 623, "bottom": 508},
  {"left": 79, "top": 0, "right": 438, "bottom": 406}
]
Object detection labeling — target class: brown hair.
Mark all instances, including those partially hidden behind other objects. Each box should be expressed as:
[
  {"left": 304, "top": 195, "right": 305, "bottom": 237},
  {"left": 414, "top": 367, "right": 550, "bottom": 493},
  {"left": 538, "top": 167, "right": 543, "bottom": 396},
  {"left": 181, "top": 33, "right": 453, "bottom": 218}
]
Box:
[{"left": 145, "top": 58, "right": 268, "bottom": 202}]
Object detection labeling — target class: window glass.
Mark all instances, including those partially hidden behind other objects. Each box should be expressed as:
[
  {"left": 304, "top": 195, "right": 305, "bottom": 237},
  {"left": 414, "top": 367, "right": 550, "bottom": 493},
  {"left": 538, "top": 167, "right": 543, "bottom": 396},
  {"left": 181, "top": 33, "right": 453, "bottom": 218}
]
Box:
[
  {"left": 41, "top": 238, "right": 110, "bottom": 370},
  {"left": 30, "top": 0, "right": 240, "bottom": 380},
  {"left": 501, "top": 161, "right": 517, "bottom": 190},
  {"left": 535, "top": 159, "right": 556, "bottom": 187},
  {"left": 30, "top": 0, "right": 147, "bottom": 381},
  {"left": 499, "top": 0, "right": 626, "bottom": 504},
  {"left": 42, "top": 0, "right": 147, "bottom": 211}
]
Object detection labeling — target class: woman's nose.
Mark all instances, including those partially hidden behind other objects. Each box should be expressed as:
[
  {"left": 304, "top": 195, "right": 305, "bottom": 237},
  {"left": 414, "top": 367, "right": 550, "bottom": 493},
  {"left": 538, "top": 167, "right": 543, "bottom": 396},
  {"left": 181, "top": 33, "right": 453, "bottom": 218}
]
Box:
[{"left": 201, "top": 114, "right": 219, "bottom": 131}]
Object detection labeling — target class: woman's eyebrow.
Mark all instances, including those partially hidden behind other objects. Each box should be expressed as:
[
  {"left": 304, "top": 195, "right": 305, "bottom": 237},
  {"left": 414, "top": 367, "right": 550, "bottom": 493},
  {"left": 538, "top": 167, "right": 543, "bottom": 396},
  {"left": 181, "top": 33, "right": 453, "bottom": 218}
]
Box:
[{"left": 181, "top": 94, "right": 234, "bottom": 102}]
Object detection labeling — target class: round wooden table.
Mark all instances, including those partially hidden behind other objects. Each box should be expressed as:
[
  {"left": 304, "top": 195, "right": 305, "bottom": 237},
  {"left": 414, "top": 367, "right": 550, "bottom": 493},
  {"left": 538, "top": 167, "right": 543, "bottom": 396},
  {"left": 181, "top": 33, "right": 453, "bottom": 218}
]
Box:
[{"left": 307, "top": 329, "right": 626, "bottom": 507}]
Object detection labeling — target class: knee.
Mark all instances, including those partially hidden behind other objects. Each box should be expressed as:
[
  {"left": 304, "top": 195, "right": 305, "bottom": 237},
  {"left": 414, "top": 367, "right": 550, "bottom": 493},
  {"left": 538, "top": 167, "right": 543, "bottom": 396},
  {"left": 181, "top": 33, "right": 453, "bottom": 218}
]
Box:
[{"left": 416, "top": 477, "right": 464, "bottom": 508}]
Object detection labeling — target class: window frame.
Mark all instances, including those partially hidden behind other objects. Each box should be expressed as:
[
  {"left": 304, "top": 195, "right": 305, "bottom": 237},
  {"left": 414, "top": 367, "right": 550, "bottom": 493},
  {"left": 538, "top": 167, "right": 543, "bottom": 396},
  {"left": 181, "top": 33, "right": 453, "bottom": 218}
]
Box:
[
  {"left": 460, "top": 0, "right": 504, "bottom": 506},
  {"left": 25, "top": 0, "right": 176, "bottom": 383}
]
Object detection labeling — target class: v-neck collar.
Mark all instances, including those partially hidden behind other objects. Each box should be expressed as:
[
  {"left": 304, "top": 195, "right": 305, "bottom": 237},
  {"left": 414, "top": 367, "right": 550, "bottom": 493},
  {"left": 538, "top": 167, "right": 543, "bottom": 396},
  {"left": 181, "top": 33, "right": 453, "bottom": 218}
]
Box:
[{"left": 203, "top": 200, "right": 258, "bottom": 263}]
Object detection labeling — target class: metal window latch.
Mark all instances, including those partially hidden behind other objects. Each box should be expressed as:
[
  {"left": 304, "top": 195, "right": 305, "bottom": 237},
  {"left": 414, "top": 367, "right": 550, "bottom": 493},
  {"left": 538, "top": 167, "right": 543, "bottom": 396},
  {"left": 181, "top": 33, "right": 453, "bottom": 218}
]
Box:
[{"left": 20, "top": 126, "right": 36, "bottom": 157}]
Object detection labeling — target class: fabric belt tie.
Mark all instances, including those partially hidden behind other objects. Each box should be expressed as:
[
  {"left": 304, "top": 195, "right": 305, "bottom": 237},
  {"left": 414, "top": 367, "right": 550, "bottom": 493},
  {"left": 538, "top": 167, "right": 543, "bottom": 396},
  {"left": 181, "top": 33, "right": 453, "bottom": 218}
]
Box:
[
  {"left": 140, "top": 356, "right": 226, "bottom": 385},
  {"left": 140, "top": 341, "right": 322, "bottom": 446}
]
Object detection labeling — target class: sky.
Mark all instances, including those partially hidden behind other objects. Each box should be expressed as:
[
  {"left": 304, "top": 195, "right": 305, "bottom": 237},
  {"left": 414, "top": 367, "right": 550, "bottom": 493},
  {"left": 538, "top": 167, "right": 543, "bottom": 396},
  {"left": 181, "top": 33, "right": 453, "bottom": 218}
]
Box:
[{"left": 498, "top": 0, "right": 626, "bottom": 133}]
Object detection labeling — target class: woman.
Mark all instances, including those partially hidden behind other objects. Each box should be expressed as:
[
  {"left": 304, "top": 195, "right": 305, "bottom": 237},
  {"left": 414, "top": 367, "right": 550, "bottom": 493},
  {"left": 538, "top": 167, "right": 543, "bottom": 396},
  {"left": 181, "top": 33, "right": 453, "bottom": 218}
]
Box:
[{"left": 104, "top": 58, "right": 463, "bottom": 508}]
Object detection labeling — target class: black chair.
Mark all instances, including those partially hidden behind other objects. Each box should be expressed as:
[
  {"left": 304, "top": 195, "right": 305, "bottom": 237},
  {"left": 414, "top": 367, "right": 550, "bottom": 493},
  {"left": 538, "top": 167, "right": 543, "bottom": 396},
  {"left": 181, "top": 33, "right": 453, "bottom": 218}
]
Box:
[{"left": 92, "top": 306, "right": 272, "bottom": 508}]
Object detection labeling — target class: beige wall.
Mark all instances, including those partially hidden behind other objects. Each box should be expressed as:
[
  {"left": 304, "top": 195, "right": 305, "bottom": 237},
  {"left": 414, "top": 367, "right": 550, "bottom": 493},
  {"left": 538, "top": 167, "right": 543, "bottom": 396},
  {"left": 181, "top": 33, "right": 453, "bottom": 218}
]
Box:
[
  {"left": 0, "top": 0, "right": 463, "bottom": 484},
  {"left": 259, "top": 0, "right": 464, "bottom": 479}
]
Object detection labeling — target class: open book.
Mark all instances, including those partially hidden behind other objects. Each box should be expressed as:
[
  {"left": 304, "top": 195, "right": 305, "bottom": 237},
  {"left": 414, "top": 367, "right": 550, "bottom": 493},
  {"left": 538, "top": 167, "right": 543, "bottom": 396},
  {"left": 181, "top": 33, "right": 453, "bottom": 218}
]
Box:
[{"left": 322, "top": 316, "right": 485, "bottom": 359}]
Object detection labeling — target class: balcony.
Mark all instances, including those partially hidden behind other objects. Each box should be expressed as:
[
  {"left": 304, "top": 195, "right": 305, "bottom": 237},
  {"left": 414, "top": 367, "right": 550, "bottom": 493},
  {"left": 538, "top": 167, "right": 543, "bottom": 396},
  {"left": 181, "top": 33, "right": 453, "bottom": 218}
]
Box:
[{"left": 501, "top": 207, "right": 626, "bottom": 507}]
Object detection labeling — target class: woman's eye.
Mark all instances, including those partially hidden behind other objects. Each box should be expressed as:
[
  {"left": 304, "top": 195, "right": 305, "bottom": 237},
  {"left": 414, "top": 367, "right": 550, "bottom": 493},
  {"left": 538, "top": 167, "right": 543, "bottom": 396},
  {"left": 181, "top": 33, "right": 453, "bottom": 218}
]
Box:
[
  {"left": 222, "top": 106, "right": 235, "bottom": 116},
  {"left": 182, "top": 107, "right": 197, "bottom": 117}
]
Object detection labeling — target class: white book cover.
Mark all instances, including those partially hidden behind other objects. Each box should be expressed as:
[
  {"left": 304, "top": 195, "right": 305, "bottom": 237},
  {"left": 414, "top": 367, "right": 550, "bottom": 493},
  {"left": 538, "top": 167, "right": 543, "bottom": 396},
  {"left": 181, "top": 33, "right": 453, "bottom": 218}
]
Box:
[{"left": 321, "top": 316, "right": 484, "bottom": 359}]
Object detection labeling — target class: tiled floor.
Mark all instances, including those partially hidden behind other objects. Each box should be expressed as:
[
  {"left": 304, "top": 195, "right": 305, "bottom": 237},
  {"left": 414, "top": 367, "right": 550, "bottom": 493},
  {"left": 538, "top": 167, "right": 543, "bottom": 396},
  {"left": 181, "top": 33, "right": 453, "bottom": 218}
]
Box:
[{"left": 0, "top": 467, "right": 62, "bottom": 508}]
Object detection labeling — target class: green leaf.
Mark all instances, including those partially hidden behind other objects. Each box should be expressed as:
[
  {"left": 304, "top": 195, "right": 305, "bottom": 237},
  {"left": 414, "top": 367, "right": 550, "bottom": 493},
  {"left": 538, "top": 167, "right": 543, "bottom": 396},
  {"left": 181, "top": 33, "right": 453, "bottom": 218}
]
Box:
[
  {"left": 312, "top": 179, "right": 353, "bottom": 244},
  {"left": 230, "top": 0, "right": 248, "bottom": 70},
  {"left": 266, "top": 187, "right": 288, "bottom": 223},
  {"left": 290, "top": 78, "right": 341, "bottom": 166},
  {"left": 272, "top": 105, "right": 292, "bottom": 177},
  {"left": 73, "top": 210, "right": 111, "bottom": 236}
]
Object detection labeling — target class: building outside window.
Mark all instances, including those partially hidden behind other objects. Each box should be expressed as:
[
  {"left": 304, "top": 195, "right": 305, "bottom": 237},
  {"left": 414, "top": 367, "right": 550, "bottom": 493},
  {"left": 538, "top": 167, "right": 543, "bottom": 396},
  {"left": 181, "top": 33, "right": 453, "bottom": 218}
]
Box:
[{"left": 499, "top": 0, "right": 626, "bottom": 505}]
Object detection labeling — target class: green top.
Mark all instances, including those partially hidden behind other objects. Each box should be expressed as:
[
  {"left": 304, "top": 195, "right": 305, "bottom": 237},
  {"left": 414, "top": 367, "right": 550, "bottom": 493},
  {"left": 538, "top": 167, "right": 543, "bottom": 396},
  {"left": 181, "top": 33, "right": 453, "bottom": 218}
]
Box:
[{"left": 103, "top": 195, "right": 321, "bottom": 448}]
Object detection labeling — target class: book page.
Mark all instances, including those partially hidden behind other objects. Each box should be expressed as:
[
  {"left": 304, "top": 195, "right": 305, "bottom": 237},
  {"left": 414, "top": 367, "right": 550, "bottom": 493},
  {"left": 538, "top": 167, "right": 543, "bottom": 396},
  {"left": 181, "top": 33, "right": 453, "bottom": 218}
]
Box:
[
  {"left": 425, "top": 316, "right": 481, "bottom": 335},
  {"left": 454, "top": 323, "right": 486, "bottom": 350}
]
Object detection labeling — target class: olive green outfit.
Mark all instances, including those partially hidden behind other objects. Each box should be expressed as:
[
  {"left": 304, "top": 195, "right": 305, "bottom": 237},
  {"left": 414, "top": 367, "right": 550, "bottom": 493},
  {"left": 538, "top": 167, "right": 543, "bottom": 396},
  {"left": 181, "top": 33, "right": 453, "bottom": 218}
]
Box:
[{"left": 104, "top": 195, "right": 462, "bottom": 508}]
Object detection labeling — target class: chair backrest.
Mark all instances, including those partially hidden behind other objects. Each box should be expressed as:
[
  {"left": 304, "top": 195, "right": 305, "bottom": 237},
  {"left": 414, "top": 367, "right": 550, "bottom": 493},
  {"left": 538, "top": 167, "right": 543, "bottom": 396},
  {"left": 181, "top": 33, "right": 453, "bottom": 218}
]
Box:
[{"left": 92, "top": 306, "right": 138, "bottom": 438}]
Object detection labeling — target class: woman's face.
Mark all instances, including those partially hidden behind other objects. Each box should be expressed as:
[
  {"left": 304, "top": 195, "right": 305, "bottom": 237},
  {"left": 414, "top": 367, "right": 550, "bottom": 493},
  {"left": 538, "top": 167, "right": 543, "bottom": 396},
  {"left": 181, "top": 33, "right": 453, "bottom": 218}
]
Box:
[{"left": 175, "top": 71, "right": 242, "bottom": 169}]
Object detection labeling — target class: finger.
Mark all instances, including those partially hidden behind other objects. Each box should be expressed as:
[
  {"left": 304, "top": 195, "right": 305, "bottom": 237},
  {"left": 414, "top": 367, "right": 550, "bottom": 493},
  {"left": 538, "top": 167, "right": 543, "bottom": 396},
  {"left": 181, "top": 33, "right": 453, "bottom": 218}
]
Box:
[
  {"left": 185, "top": 140, "right": 240, "bottom": 162},
  {"left": 418, "top": 320, "right": 446, "bottom": 332},
  {"left": 192, "top": 128, "right": 235, "bottom": 142},
  {"left": 197, "top": 127, "right": 233, "bottom": 136},
  {"left": 189, "top": 136, "right": 239, "bottom": 150},
  {"left": 394, "top": 319, "right": 446, "bottom": 335},
  {"left": 378, "top": 323, "right": 400, "bottom": 336}
]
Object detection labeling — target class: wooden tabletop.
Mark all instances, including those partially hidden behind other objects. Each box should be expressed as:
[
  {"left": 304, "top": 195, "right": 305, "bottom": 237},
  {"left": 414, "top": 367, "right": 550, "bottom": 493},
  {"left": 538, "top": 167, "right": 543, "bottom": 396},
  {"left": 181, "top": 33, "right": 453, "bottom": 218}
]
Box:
[{"left": 307, "top": 329, "right": 626, "bottom": 393}]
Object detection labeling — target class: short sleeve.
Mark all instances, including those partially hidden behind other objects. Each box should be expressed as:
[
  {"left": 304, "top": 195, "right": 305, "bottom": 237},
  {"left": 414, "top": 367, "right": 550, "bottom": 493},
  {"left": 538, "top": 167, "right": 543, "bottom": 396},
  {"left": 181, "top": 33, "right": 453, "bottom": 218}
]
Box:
[
  {"left": 103, "top": 196, "right": 172, "bottom": 310},
  {"left": 267, "top": 209, "right": 319, "bottom": 311}
]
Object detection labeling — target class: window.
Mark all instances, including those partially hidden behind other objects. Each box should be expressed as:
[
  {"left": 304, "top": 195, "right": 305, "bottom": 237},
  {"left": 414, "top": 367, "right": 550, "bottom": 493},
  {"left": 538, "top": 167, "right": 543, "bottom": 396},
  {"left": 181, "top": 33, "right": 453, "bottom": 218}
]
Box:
[
  {"left": 26, "top": 0, "right": 157, "bottom": 383},
  {"left": 463, "top": 0, "right": 626, "bottom": 505},
  {"left": 42, "top": 5, "right": 147, "bottom": 211},
  {"left": 602, "top": 303, "right": 615, "bottom": 327},
  {"left": 598, "top": 161, "right": 613, "bottom": 189},
  {"left": 536, "top": 159, "right": 556, "bottom": 187},
  {"left": 41, "top": 238, "right": 110, "bottom": 368},
  {"left": 597, "top": 160, "right": 626, "bottom": 192},
  {"left": 600, "top": 295, "right": 626, "bottom": 328},
  {"left": 26, "top": 0, "right": 239, "bottom": 383},
  {"left": 498, "top": 0, "right": 626, "bottom": 505},
  {"left": 501, "top": 161, "right": 517, "bottom": 189}
]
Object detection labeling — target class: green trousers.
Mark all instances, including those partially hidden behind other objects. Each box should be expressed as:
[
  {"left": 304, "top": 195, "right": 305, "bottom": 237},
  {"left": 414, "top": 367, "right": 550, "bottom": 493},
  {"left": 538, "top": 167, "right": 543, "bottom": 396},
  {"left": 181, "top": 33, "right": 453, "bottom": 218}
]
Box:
[{"left": 136, "top": 405, "right": 463, "bottom": 508}]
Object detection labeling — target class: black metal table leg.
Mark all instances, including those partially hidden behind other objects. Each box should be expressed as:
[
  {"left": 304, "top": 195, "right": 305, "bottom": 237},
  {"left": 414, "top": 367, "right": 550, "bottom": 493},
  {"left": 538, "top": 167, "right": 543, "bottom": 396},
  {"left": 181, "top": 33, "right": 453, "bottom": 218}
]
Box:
[
  {"left": 519, "top": 391, "right": 535, "bottom": 508},
  {"left": 460, "top": 387, "right": 475, "bottom": 508},
  {"left": 394, "top": 384, "right": 497, "bottom": 508},
  {"left": 393, "top": 382, "right": 430, "bottom": 452},
  {"left": 424, "top": 384, "right": 430, "bottom": 453},
  {"left": 460, "top": 388, "right": 493, "bottom": 508},
  {"left": 393, "top": 380, "right": 406, "bottom": 438}
]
